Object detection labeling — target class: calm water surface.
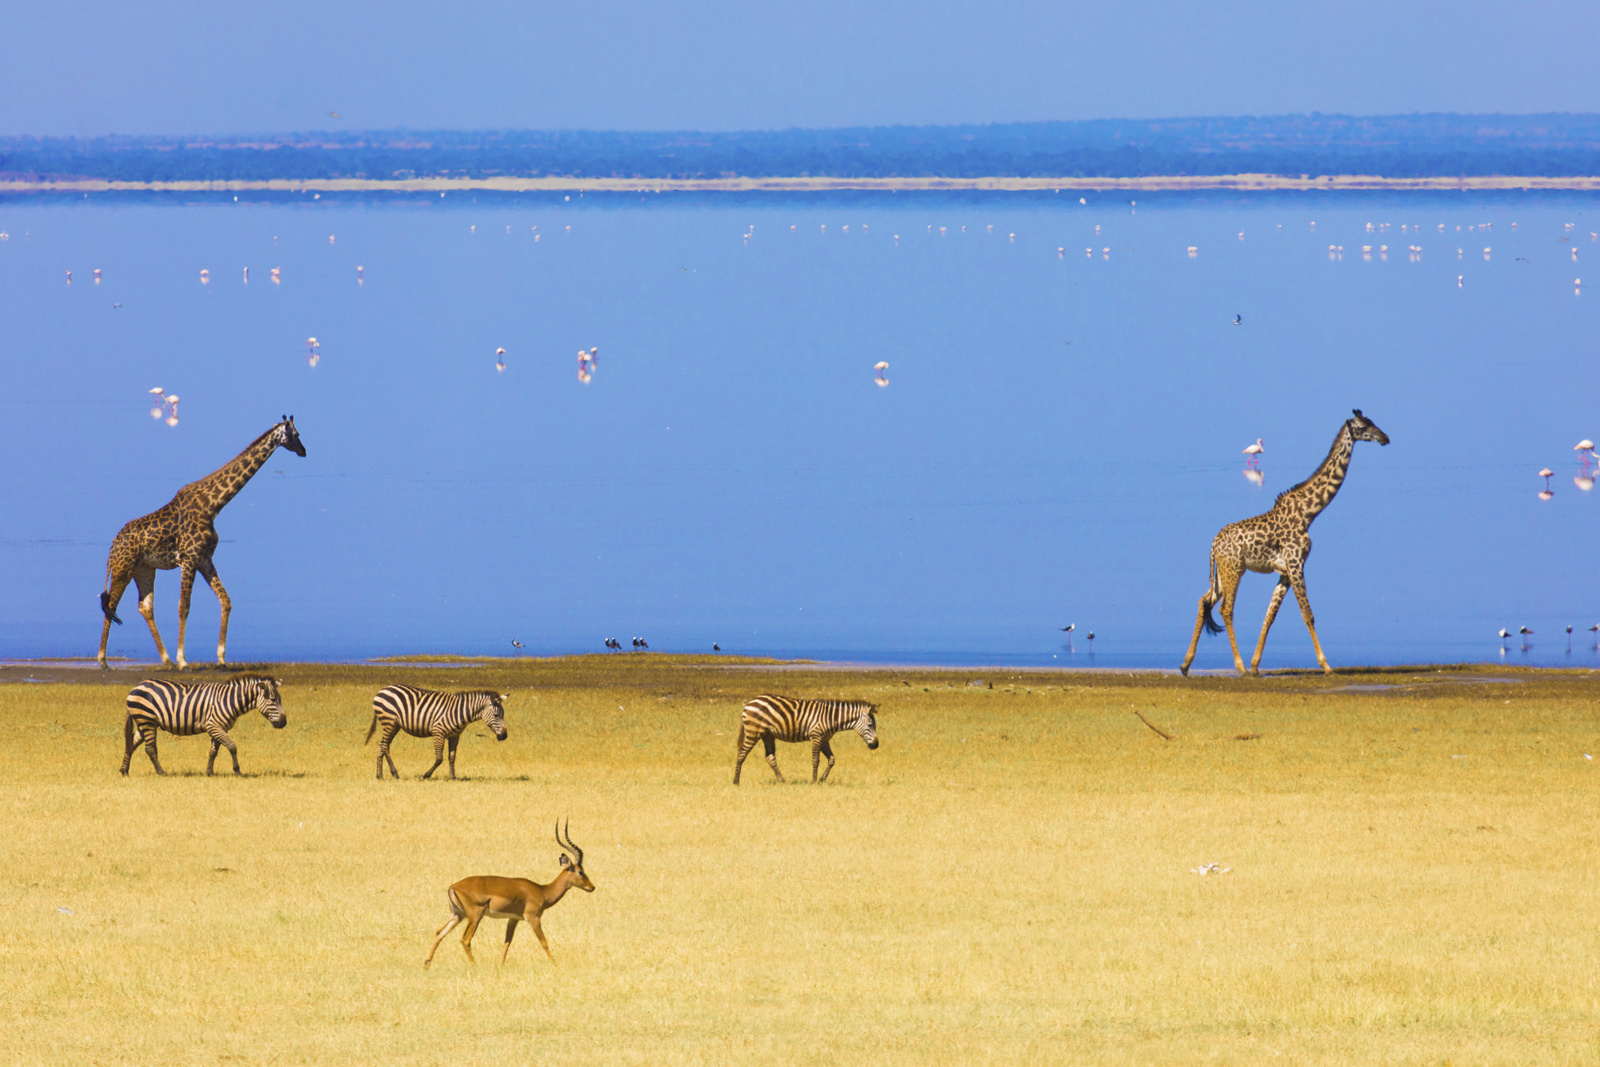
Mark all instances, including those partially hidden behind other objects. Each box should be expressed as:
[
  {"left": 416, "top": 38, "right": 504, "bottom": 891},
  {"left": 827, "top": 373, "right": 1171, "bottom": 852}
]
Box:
[{"left": 1, "top": 191, "right": 1596, "bottom": 669}]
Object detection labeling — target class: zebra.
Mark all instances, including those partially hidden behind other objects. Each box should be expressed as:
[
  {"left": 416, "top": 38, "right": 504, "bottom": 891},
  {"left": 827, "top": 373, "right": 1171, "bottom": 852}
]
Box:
[
  {"left": 365, "top": 685, "right": 509, "bottom": 780},
  {"left": 121, "top": 674, "right": 287, "bottom": 776},
  {"left": 734, "top": 695, "right": 879, "bottom": 785}
]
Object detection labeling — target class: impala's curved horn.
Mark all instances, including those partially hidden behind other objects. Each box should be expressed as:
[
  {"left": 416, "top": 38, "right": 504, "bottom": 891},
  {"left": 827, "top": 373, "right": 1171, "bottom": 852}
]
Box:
[{"left": 558, "top": 818, "right": 583, "bottom": 868}]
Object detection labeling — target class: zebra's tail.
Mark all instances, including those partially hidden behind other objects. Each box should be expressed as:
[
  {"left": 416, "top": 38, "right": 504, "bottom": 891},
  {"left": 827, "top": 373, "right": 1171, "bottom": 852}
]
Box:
[
  {"left": 123, "top": 712, "right": 134, "bottom": 756},
  {"left": 364, "top": 709, "right": 378, "bottom": 745},
  {"left": 1201, "top": 554, "right": 1224, "bottom": 636}
]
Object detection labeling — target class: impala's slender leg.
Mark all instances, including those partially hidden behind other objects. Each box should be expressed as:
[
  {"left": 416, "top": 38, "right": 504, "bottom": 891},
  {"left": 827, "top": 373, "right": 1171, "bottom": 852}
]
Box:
[
  {"left": 1216, "top": 559, "right": 1249, "bottom": 675},
  {"left": 198, "top": 558, "right": 231, "bottom": 665},
  {"left": 529, "top": 914, "right": 555, "bottom": 962},
  {"left": 762, "top": 733, "right": 785, "bottom": 782},
  {"left": 501, "top": 917, "right": 519, "bottom": 963},
  {"left": 817, "top": 737, "right": 836, "bottom": 782},
  {"left": 458, "top": 903, "right": 486, "bottom": 963},
  {"left": 734, "top": 723, "right": 758, "bottom": 784},
  {"left": 1249, "top": 576, "right": 1291, "bottom": 675},
  {"left": 446, "top": 735, "right": 459, "bottom": 780},
  {"left": 131, "top": 565, "right": 173, "bottom": 669},
  {"left": 422, "top": 729, "right": 447, "bottom": 780},
  {"left": 205, "top": 722, "right": 240, "bottom": 775},
  {"left": 425, "top": 916, "right": 461, "bottom": 966},
  {"left": 175, "top": 563, "right": 197, "bottom": 671},
  {"left": 1290, "top": 568, "right": 1333, "bottom": 673}
]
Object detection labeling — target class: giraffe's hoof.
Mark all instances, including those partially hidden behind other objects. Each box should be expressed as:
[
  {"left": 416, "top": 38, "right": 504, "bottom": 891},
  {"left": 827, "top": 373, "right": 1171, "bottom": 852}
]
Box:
[{"left": 1179, "top": 665, "right": 1190, "bottom": 677}]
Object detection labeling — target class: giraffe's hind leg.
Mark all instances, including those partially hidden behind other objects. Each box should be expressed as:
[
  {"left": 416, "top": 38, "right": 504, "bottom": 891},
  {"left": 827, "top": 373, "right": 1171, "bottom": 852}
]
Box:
[
  {"left": 1249, "top": 576, "right": 1291, "bottom": 675},
  {"left": 1216, "top": 560, "right": 1249, "bottom": 675},
  {"left": 131, "top": 565, "right": 173, "bottom": 669},
  {"left": 1289, "top": 570, "right": 1333, "bottom": 673}
]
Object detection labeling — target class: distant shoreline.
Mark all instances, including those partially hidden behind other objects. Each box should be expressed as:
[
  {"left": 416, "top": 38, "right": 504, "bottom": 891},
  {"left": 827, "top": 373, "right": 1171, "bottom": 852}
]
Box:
[{"left": 4, "top": 173, "right": 1600, "bottom": 194}]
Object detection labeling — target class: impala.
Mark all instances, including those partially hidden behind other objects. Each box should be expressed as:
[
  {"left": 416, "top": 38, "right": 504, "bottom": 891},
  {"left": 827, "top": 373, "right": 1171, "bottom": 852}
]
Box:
[{"left": 424, "top": 821, "right": 595, "bottom": 967}]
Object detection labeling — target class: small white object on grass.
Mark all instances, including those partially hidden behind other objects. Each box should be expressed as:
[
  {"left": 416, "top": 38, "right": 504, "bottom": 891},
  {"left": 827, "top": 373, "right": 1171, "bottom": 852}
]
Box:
[{"left": 1191, "top": 863, "right": 1231, "bottom": 876}]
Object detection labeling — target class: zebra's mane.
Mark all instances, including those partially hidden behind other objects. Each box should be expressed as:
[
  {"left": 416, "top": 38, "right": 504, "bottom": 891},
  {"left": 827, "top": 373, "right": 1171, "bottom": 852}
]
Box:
[{"left": 226, "top": 672, "right": 276, "bottom": 685}]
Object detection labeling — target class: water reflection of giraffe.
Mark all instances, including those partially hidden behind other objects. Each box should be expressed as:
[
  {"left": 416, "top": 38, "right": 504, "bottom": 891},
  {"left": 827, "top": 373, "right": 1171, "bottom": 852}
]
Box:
[{"left": 1181, "top": 410, "right": 1390, "bottom": 677}]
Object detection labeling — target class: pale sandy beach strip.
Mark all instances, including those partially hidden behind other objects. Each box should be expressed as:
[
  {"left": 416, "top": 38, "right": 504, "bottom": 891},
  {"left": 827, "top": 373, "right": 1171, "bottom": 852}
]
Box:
[{"left": 4, "top": 173, "right": 1600, "bottom": 194}]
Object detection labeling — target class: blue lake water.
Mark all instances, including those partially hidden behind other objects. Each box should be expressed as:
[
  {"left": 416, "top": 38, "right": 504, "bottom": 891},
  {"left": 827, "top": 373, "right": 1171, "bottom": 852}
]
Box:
[{"left": 1, "top": 190, "right": 1596, "bottom": 669}]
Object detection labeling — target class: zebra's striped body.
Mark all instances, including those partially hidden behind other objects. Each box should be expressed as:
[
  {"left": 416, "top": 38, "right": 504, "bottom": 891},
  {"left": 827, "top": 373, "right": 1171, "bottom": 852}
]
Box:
[
  {"left": 734, "top": 694, "right": 879, "bottom": 784},
  {"left": 365, "top": 685, "right": 508, "bottom": 780},
  {"left": 121, "top": 674, "right": 287, "bottom": 776}
]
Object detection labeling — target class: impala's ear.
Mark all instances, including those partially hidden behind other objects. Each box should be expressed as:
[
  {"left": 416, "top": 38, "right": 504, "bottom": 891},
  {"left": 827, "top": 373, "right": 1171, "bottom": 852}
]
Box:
[{"left": 559, "top": 854, "right": 573, "bottom": 868}]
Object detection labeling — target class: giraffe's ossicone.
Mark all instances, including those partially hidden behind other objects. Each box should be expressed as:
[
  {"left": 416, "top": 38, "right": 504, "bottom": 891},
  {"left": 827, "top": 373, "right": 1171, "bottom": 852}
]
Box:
[
  {"left": 98, "top": 417, "right": 307, "bottom": 670},
  {"left": 1180, "top": 409, "right": 1389, "bottom": 677}
]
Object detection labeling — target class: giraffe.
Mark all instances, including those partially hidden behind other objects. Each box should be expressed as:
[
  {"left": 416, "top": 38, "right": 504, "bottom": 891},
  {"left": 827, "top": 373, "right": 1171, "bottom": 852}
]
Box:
[
  {"left": 97, "top": 417, "right": 307, "bottom": 670},
  {"left": 1180, "top": 409, "right": 1389, "bottom": 677}
]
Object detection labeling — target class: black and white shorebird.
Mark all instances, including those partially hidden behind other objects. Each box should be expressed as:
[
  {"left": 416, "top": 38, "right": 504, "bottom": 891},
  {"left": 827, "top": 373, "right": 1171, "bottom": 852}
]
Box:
[
  {"left": 511, "top": 639, "right": 523, "bottom": 651},
  {"left": 1498, "top": 628, "right": 1511, "bottom": 647},
  {"left": 639, "top": 638, "right": 649, "bottom": 650},
  {"left": 1059, "top": 624, "right": 1075, "bottom": 633},
  {"left": 1232, "top": 314, "right": 1242, "bottom": 326},
  {"left": 605, "top": 638, "right": 619, "bottom": 650},
  {"left": 713, "top": 643, "right": 720, "bottom": 652},
  {"left": 1086, "top": 631, "right": 1096, "bottom": 644}
]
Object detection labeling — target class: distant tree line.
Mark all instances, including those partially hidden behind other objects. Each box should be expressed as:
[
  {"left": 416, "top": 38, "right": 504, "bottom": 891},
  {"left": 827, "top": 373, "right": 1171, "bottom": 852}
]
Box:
[{"left": 3, "top": 114, "right": 1599, "bottom": 182}]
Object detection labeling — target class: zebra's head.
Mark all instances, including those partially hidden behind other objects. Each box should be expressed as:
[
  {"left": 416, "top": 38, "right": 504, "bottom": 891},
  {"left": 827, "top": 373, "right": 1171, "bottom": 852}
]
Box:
[
  {"left": 857, "top": 704, "right": 879, "bottom": 750},
  {"left": 241, "top": 674, "right": 287, "bottom": 729},
  {"left": 481, "top": 693, "right": 509, "bottom": 741}
]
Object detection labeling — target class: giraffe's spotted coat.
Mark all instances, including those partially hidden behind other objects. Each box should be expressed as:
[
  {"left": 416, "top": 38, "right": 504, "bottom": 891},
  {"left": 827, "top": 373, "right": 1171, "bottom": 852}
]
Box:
[
  {"left": 1181, "top": 410, "right": 1389, "bottom": 677},
  {"left": 98, "top": 418, "right": 306, "bottom": 669}
]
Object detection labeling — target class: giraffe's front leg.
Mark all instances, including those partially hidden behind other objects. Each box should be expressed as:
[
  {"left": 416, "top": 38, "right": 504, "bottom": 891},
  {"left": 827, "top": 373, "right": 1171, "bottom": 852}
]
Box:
[
  {"left": 1249, "top": 577, "right": 1291, "bottom": 675},
  {"left": 175, "top": 565, "right": 198, "bottom": 670},
  {"left": 199, "top": 558, "right": 232, "bottom": 665},
  {"left": 99, "top": 569, "right": 134, "bottom": 669},
  {"left": 1289, "top": 570, "right": 1333, "bottom": 673}
]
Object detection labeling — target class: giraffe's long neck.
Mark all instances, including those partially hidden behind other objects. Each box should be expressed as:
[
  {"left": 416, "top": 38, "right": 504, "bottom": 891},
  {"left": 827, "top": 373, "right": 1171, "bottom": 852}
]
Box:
[
  {"left": 179, "top": 425, "right": 282, "bottom": 518},
  {"left": 1276, "top": 423, "right": 1356, "bottom": 528}
]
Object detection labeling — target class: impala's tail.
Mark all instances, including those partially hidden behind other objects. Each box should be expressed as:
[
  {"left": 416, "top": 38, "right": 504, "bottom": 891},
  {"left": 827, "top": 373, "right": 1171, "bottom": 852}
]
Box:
[
  {"left": 1201, "top": 555, "right": 1224, "bottom": 635},
  {"left": 364, "top": 710, "right": 378, "bottom": 744}
]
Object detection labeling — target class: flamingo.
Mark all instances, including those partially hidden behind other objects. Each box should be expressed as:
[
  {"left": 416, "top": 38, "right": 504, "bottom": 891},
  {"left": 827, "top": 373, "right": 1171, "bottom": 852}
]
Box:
[
  {"left": 1243, "top": 439, "right": 1264, "bottom": 467},
  {"left": 1540, "top": 468, "right": 1555, "bottom": 495},
  {"left": 495, "top": 347, "right": 506, "bottom": 373},
  {"left": 1576, "top": 440, "right": 1595, "bottom": 467}
]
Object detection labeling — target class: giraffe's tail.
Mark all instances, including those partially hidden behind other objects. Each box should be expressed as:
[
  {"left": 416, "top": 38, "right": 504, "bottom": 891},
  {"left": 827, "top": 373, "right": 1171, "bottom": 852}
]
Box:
[
  {"left": 100, "top": 558, "right": 123, "bottom": 624},
  {"left": 1201, "top": 556, "right": 1224, "bottom": 635}
]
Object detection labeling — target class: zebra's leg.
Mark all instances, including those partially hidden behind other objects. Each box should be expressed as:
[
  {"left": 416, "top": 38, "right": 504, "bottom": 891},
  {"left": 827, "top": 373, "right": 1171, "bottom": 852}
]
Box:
[
  {"left": 140, "top": 722, "right": 166, "bottom": 776},
  {"left": 446, "top": 735, "right": 459, "bottom": 779},
  {"left": 421, "top": 730, "right": 447, "bottom": 779},
  {"left": 817, "top": 738, "right": 837, "bottom": 782},
  {"left": 500, "top": 917, "right": 518, "bottom": 963},
  {"left": 175, "top": 564, "right": 197, "bottom": 671},
  {"left": 377, "top": 722, "right": 401, "bottom": 779},
  {"left": 206, "top": 723, "right": 241, "bottom": 775},
  {"left": 810, "top": 734, "right": 824, "bottom": 782},
  {"left": 762, "top": 733, "right": 785, "bottom": 782},
  {"left": 120, "top": 715, "right": 138, "bottom": 775},
  {"left": 733, "top": 722, "right": 758, "bottom": 785}
]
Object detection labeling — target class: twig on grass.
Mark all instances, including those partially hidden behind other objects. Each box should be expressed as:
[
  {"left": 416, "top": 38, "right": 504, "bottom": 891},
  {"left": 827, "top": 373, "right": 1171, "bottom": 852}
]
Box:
[
  {"left": 1232, "top": 733, "right": 1263, "bottom": 741},
  {"left": 1132, "top": 706, "right": 1174, "bottom": 740}
]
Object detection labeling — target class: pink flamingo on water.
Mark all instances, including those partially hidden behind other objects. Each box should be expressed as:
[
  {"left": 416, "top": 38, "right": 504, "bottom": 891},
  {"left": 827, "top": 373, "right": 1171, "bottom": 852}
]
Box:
[{"left": 1242, "top": 439, "right": 1264, "bottom": 469}]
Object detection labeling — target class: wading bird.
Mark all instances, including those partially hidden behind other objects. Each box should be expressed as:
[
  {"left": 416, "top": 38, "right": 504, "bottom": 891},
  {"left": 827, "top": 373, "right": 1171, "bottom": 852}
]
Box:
[
  {"left": 495, "top": 347, "right": 506, "bottom": 373},
  {"left": 1181, "top": 410, "right": 1390, "bottom": 677},
  {"left": 1233, "top": 314, "right": 1242, "bottom": 325},
  {"left": 424, "top": 821, "right": 594, "bottom": 967},
  {"left": 1059, "top": 624, "right": 1075, "bottom": 633},
  {"left": 511, "top": 639, "right": 523, "bottom": 651},
  {"left": 98, "top": 417, "right": 307, "bottom": 669},
  {"left": 1499, "top": 628, "right": 1511, "bottom": 647},
  {"left": 1243, "top": 439, "right": 1265, "bottom": 467},
  {"left": 713, "top": 643, "right": 721, "bottom": 651}
]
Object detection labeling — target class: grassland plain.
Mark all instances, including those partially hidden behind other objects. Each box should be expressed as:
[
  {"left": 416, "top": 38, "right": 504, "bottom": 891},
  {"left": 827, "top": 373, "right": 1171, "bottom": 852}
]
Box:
[{"left": 2, "top": 656, "right": 1598, "bottom": 1065}]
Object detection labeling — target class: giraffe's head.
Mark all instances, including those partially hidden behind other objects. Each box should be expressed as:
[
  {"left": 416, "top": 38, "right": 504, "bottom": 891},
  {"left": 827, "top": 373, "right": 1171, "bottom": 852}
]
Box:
[
  {"left": 856, "top": 704, "right": 880, "bottom": 750},
  {"left": 276, "top": 415, "right": 307, "bottom": 457},
  {"left": 1348, "top": 409, "right": 1390, "bottom": 446}
]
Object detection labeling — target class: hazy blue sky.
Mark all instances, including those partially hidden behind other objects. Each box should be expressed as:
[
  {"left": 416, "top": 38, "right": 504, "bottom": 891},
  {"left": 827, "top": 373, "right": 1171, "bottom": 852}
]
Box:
[{"left": 6, "top": 1, "right": 1600, "bottom": 136}]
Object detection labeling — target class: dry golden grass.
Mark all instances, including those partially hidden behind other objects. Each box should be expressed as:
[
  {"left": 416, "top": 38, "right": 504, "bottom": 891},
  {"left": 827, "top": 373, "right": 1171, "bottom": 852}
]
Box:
[{"left": 2, "top": 656, "right": 1599, "bottom": 1064}]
